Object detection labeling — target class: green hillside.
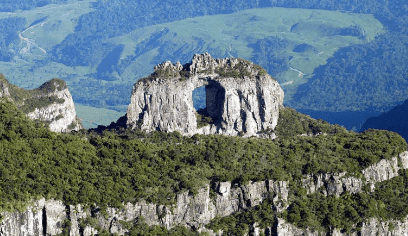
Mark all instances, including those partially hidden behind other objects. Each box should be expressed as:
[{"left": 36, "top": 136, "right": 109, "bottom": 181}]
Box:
[
  {"left": 361, "top": 99, "right": 408, "bottom": 141},
  {"left": 0, "top": 4, "right": 383, "bottom": 127}
]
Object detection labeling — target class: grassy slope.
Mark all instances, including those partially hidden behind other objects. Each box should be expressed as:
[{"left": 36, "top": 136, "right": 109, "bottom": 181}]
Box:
[
  {"left": 111, "top": 8, "right": 383, "bottom": 99},
  {"left": 0, "top": 6, "right": 383, "bottom": 124},
  {"left": 75, "top": 104, "right": 125, "bottom": 129}
]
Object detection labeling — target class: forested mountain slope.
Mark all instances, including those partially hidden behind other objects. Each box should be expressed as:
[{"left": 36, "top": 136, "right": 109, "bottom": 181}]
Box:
[
  {"left": 1, "top": 98, "right": 408, "bottom": 235},
  {"left": 361, "top": 99, "right": 408, "bottom": 141}
]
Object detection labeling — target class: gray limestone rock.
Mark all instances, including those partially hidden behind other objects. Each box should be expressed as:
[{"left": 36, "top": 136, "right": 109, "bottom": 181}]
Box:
[
  {"left": 301, "top": 153, "right": 408, "bottom": 196},
  {"left": 363, "top": 157, "right": 399, "bottom": 191},
  {"left": 400, "top": 151, "right": 408, "bottom": 169},
  {"left": 241, "top": 181, "right": 268, "bottom": 207},
  {"left": 0, "top": 77, "right": 82, "bottom": 133},
  {"left": 26, "top": 84, "right": 82, "bottom": 133},
  {"left": 44, "top": 199, "right": 67, "bottom": 235},
  {"left": 268, "top": 180, "right": 289, "bottom": 212},
  {"left": 126, "top": 53, "right": 284, "bottom": 137},
  {"left": 360, "top": 217, "right": 408, "bottom": 236},
  {"left": 2, "top": 152, "right": 408, "bottom": 235},
  {"left": 274, "top": 218, "right": 320, "bottom": 236},
  {"left": 302, "top": 173, "right": 363, "bottom": 197},
  {"left": 0, "top": 199, "right": 46, "bottom": 236}
]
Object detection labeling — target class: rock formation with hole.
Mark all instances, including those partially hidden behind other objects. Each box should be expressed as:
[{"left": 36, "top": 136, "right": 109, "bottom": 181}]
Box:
[{"left": 126, "top": 53, "right": 284, "bottom": 137}]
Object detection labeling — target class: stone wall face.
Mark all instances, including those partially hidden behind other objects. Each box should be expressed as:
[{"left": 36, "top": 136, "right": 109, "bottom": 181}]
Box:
[
  {"left": 26, "top": 86, "right": 82, "bottom": 133},
  {"left": 126, "top": 53, "right": 284, "bottom": 137},
  {"left": 0, "top": 78, "right": 82, "bottom": 133},
  {"left": 2, "top": 151, "right": 407, "bottom": 236}
]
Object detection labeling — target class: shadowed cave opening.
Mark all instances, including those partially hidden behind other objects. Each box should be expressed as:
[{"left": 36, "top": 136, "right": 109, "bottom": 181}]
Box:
[{"left": 193, "top": 81, "right": 225, "bottom": 128}]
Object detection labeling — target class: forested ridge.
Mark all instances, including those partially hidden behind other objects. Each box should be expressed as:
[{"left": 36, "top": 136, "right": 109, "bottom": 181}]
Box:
[
  {"left": 0, "top": 99, "right": 407, "bottom": 234},
  {"left": 3, "top": 0, "right": 408, "bottom": 234},
  {"left": 361, "top": 99, "right": 408, "bottom": 141},
  {"left": 291, "top": 33, "right": 408, "bottom": 113}
]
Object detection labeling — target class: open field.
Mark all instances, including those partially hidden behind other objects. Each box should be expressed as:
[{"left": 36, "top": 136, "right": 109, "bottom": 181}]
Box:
[{"left": 75, "top": 104, "right": 125, "bottom": 129}]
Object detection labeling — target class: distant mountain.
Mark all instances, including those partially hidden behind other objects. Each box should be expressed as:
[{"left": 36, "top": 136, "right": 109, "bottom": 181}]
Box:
[
  {"left": 361, "top": 99, "right": 408, "bottom": 140},
  {"left": 1, "top": 0, "right": 408, "bottom": 130}
]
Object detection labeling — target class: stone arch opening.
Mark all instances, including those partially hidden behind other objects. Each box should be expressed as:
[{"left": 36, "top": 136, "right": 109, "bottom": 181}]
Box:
[
  {"left": 192, "top": 80, "right": 226, "bottom": 128},
  {"left": 192, "top": 86, "right": 206, "bottom": 111},
  {"left": 193, "top": 85, "right": 213, "bottom": 128},
  {"left": 205, "top": 80, "right": 225, "bottom": 123}
]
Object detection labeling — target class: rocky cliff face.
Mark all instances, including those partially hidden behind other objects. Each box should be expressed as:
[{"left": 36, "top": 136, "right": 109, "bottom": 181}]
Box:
[
  {"left": 2, "top": 151, "right": 407, "bottom": 236},
  {"left": 262, "top": 216, "right": 408, "bottom": 236},
  {"left": 25, "top": 84, "right": 82, "bottom": 133},
  {"left": 126, "top": 53, "right": 284, "bottom": 137},
  {"left": 0, "top": 75, "right": 82, "bottom": 132}
]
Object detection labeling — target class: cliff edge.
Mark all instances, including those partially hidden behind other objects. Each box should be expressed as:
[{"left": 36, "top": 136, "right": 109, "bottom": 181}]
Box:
[
  {"left": 0, "top": 74, "right": 82, "bottom": 132},
  {"left": 126, "top": 53, "right": 284, "bottom": 137}
]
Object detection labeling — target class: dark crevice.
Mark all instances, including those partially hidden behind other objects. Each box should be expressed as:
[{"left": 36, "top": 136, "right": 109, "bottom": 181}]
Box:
[
  {"left": 205, "top": 80, "right": 225, "bottom": 123},
  {"left": 42, "top": 207, "right": 47, "bottom": 236}
]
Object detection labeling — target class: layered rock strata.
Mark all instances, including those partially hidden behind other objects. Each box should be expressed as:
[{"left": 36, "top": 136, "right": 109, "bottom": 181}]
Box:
[
  {"left": 1, "top": 151, "right": 407, "bottom": 236},
  {"left": 126, "top": 53, "right": 284, "bottom": 137}
]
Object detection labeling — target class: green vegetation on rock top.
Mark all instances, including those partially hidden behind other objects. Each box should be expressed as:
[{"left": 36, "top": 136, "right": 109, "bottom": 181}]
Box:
[
  {"left": 0, "top": 99, "right": 405, "bottom": 215},
  {"left": 208, "top": 169, "right": 408, "bottom": 235},
  {"left": 0, "top": 74, "right": 66, "bottom": 113}
]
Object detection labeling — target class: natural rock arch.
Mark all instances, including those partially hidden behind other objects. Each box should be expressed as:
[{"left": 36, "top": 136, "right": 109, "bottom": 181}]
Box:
[{"left": 126, "top": 53, "right": 284, "bottom": 137}]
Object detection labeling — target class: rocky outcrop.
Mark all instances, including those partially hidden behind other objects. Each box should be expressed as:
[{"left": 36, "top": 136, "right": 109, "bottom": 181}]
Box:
[
  {"left": 302, "top": 172, "right": 363, "bottom": 196},
  {"left": 0, "top": 199, "right": 67, "bottom": 236},
  {"left": 0, "top": 75, "right": 82, "bottom": 132},
  {"left": 0, "top": 181, "right": 285, "bottom": 236},
  {"left": 1, "top": 152, "right": 408, "bottom": 236},
  {"left": 301, "top": 152, "right": 408, "bottom": 196},
  {"left": 262, "top": 216, "right": 408, "bottom": 236},
  {"left": 362, "top": 156, "right": 400, "bottom": 191},
  {"left": 266, "top": 218, "right": 320, "bottom": 236},
  {"left": 359, "top": 217, "right": 408, "bottom": 236},
  {"left": 126, "top": 53, "right": 284, "bottom": 137},
  {"left": 25, "top": 83, "right": 82, "bottom": 133}
]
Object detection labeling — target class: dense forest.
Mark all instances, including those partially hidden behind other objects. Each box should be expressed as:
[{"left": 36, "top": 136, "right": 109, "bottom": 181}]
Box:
[
  {"left": 290, "top": 33, "right": 408, "bottom": 113},
  {"left": 0, "top": 98, "right": 407, "bottom": 234},
  {"left": 361, "top": 99, "right": 408, "bottom": 141},
  {"left": 0, "top": 17, "right": 26, "bottom": 61},
  {"left": 0, "top": 0, "right": 68, "bottom": 12}
]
